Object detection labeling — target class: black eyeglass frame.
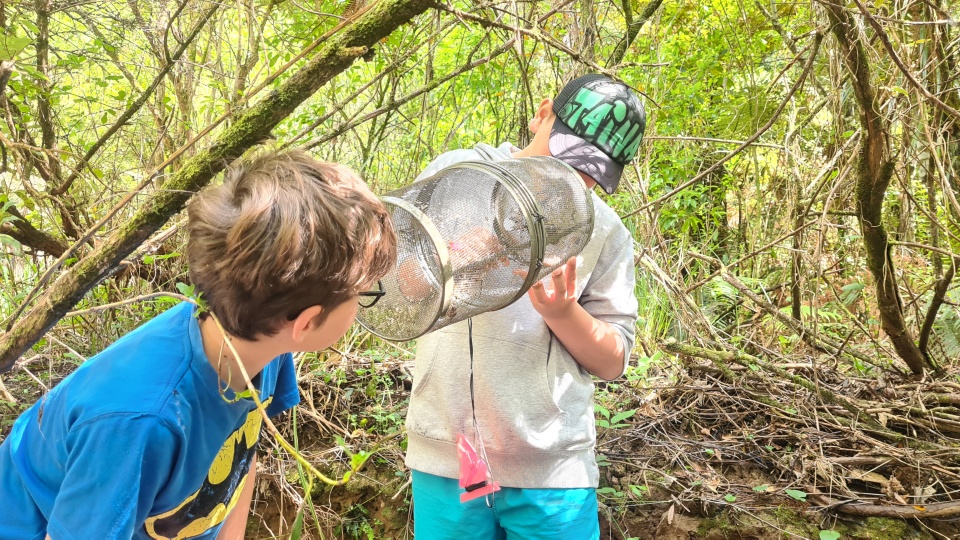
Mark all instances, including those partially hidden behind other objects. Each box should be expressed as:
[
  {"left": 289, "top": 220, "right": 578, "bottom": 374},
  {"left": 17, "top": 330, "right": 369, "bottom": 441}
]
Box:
[{"left": 358, "top": 280, "right": 386, "bottom": 308}]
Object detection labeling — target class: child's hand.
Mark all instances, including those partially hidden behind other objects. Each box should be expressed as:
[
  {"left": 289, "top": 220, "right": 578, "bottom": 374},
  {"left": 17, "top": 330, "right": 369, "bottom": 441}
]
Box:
[{"left": 528, "top": 257, "right": 578, "bottom": 320}]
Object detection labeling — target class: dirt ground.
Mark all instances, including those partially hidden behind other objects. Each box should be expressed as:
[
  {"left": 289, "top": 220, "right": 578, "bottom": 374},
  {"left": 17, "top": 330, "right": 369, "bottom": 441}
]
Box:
[
  {"left": 238, "top": 355, "right": 960, "bottom": 540},
  {"left": 4, "top": 348, "right": 960, "bottom": 539}
]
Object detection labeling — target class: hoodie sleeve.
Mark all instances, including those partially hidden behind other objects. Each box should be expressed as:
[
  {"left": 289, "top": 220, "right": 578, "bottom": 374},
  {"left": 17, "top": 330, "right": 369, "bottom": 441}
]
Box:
[
  {"left": 578, "top": 227, "right": 638, "bottom": 378},
  {"left": 415, "top": 149, "right": 485, "bottom": 182}
]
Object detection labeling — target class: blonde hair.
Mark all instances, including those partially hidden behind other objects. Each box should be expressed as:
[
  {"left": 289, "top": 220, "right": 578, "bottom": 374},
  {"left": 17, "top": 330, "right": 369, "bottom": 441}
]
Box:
[{"left": 187, "top": 149, "right": 396, "bottom": 340}]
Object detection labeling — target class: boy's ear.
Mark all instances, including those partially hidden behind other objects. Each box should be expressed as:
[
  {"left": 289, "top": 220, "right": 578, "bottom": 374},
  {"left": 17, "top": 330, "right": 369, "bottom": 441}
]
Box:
[
  {"left": 290, "top": 305, "right": 324, "bottom": 343},
  {"left": 529, "top": 99, "right": 554, "bottom": 133}
]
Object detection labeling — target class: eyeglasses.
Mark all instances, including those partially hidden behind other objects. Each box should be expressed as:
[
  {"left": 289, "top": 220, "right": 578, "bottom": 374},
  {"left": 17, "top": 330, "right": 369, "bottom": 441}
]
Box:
[{"left": 358, "top": 280, "right": 385, "bottom": 308}]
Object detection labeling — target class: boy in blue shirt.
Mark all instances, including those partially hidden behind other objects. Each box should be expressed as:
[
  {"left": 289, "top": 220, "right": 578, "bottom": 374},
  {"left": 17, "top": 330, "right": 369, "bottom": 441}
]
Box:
[{"left": 0, "top": 150, "right": 397, "bottom": 539}]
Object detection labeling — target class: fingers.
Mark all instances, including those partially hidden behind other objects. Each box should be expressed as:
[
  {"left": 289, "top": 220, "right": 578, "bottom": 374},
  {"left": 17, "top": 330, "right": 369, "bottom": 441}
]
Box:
[
  {"left": 529, "top": 281, "right": 548, "bottom": 304},
  {"left": 564, "top": 257, "right": 577, "bottom": 293},
  {"left": 551, "top": 265, "right": 567, "bottom": 299}
]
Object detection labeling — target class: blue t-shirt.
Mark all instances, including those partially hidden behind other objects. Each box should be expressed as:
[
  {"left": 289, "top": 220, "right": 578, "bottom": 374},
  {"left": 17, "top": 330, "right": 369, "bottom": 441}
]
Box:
[{"left": 0, "top": 302, "right": 300, "bottom": 539}]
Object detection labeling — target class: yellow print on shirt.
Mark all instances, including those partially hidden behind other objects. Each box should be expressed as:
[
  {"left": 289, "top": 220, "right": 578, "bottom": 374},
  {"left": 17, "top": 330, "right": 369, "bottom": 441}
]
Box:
[{"left": 143, "top": 398, "right": 271, "bottom": 540}]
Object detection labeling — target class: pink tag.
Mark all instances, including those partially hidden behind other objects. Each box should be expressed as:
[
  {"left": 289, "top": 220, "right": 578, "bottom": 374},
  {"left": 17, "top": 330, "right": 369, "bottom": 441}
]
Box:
[{"left": 456, "top": 434, "right": 500, "bottom": 503}]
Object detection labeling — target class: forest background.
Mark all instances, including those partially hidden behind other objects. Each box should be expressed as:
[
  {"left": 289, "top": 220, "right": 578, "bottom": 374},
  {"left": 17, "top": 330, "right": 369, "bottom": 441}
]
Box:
[{"left": 1, "top": 0, "right": 960, "bottom": 538}]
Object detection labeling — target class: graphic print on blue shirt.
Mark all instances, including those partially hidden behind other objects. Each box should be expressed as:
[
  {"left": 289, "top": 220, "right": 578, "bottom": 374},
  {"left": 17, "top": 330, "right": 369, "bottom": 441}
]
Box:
[
  {"left": 144, "top": 397, "right": 272, "bottom": 539},
  {"left": 0, "top": 302, "right": 300, "bottom": 540}
]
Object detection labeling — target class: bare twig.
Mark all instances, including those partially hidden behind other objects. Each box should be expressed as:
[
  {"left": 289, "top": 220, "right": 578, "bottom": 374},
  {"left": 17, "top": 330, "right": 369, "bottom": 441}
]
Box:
[
  {"left": 50, "top": 1, "right": 220, "bottom": 196},
  {"left": 64, "top": 292, "right": 191, "bottom": 318},
  {"left": 623, "top": 32, "right": 824, "bottom": 219},
  {"left": 850, "top": 0, "right": 960, "bottom": 123}
]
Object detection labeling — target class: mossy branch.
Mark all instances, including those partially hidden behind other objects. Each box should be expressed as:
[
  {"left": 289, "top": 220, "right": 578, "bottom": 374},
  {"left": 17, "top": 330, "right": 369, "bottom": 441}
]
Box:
[
  {"left": 0, "top": 0, "right": 436, "bottom": 373},
  {"left": 823, "top": 1, "right": 929, "bottom": 374}
]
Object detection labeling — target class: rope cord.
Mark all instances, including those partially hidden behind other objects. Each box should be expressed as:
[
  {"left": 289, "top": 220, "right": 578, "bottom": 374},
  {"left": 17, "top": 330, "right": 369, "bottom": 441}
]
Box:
[{"left": 467, "top": 318, "right": 495, "bottom": 507}]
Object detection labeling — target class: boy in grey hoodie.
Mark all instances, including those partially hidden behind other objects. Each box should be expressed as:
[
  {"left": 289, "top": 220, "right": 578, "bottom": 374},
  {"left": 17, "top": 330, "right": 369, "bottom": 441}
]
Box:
[{"left": 406, "top": 74, "right": 644, "bottom": 539}]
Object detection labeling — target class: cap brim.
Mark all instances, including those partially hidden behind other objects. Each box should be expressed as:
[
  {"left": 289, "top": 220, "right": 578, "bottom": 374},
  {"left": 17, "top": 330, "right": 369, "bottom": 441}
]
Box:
[{"left": 549, "top": 121, "right": 623, "bottom": 194}]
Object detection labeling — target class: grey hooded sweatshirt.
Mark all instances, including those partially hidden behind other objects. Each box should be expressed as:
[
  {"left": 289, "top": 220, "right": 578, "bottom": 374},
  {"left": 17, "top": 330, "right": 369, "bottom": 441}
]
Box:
[{"left": 404, "top": 143, "right": 638, "bottom": 488}]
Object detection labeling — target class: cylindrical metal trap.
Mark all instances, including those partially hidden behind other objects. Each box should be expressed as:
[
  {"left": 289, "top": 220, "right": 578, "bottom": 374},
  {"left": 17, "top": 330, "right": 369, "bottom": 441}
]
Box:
[{"left": 356, "top": 156, "right": 595, "bottom": 341}]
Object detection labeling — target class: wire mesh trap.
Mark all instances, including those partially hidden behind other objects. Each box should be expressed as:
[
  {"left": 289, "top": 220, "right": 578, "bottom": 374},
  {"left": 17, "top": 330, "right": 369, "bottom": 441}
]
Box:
[{"left": 356, "top": 156, "right": 594, "bottom": 341}]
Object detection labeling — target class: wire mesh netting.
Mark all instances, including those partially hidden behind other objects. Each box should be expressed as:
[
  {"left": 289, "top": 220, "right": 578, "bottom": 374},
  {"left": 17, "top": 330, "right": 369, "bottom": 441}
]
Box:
[{"left": 357, "top": 156, "right": 594, "bottom": 341}]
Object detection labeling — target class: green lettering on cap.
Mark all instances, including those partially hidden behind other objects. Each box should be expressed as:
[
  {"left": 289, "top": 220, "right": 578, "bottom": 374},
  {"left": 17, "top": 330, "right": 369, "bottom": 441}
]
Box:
[
  {"left": 608, "top": 121, "right": 639, "bottom": 161},
  {"left": 581, "top": 103, "right": 612, "bottom": 138},
  {"left": 619, "top": 125, "right": 643, "bottom": 161},
  {"left": 559, "top": 88, "right": 604, "bottom": 127},
  {"left": 596, "top": 102, "right": 627, "bottom": 148}
]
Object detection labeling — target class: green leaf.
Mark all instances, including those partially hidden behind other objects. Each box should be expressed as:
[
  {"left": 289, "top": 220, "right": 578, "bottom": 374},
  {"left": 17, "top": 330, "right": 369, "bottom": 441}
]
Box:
[
  {"left": 0, "top": 234, "right": 22, "bottom": 253},
  {"left": 724, "top": 494, "right": 736, "bottom": 503},
  {"left": 597, "top": 486, "right": 624, "bottom": 499},
  {"left": 18, "top": 193, "right": 35, "bottom": 211},
  {"left": 595, "top": 404, "right": 610, "bottom": 419},
  {"left": 351, "top": 450, "right": 371, "bottom": 470},
  {"left": 290, "top": 506, "right": 305, "bottom": 540},
  {"left": 753, "top": 484, "right": 768, "bottom": 492},
  {"left": 610, "top": 409, "right": 636, "bottom": 425},
  {"left": 819, "top": 531, "right": 840, "bottom": 540},
  {"left": 176, "top": 282, "right": 195, "bottom": 298},
  {"left": 785, "top": 489, "right": 808, "bottom": 502},
  {"left": 840, "top": 282, "right": 865, "bottom": 305},
  {"left": 0, "top": 36, "right": 32, "bottom": 61}
]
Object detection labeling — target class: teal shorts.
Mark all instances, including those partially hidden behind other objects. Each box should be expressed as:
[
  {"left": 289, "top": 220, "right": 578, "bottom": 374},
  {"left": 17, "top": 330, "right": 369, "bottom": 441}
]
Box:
[{"left": 411, "top": 470, "right": 600, "bottom": 540}]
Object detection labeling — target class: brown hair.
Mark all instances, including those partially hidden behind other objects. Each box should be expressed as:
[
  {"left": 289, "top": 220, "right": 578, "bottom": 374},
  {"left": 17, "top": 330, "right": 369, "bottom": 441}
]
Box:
[{"left": 187, "top": 149, "right": 396, "bottom": 340}]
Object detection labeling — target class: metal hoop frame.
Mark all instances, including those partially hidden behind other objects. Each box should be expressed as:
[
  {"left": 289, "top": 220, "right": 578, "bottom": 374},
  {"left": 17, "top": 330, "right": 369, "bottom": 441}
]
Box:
[
  {"left": 359, "top": 157, "right": 592, "bottom": 341},
  {"left": 461, "top": 161, "right": 546, "bottom": 305},
  {"left": 375, "top": 196, "right": 453, "bottom": 340}
]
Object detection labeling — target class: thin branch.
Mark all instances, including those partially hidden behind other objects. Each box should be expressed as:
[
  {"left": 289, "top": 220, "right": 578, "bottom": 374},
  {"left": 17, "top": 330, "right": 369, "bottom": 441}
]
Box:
[
  {"left": 65, "top": 292, "right": 191, "bottom": 318},
  {"left": 919, "top": 259, "right": 955, "bottom": 358},
  {"left": 851, "top": 0, "right": 960, "bottom": 123},
  {"left": 811, "top": 493, "right": 960, "bottom": 518},
  {"left": 303, "top": 36, "right": 515, "bottom": 150},
  {"left": 607, "top": 0, "right": 663, "bottom": 67},
  {"left": 623, "top": 32, "right": 824, "bottom": 219},
  {"left": 892, "top": 241, "right": 960, "bottom": 261},
  {"left": 0, "top": 203, "right": 69, "bottom": 256},
  {"left": 50, "top": 0, "right": 220, "bottom": 196},
  {"left": 643, "top": 135, "right": 784, "bottom": 149}
]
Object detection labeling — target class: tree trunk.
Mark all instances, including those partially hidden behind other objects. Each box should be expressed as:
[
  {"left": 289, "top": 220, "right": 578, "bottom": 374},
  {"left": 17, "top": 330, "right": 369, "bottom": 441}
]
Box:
[
  {"left": 824, "top": 4, "right": 929, "bottom": 374},
  {"left": 606, "top": 0, "right": 664, "bottom": 67},
  {"left": 0, "top": 0, "right": 436, "bottom": 373}
]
